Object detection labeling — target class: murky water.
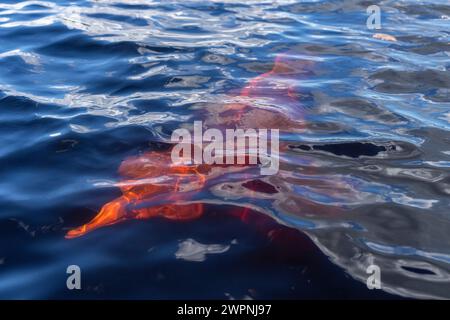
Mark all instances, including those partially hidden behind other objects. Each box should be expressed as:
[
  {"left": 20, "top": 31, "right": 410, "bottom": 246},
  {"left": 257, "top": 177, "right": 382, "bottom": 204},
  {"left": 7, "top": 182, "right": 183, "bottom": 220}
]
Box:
[{"left": 0, "top": 0, "right": 449, "bottom": 299}]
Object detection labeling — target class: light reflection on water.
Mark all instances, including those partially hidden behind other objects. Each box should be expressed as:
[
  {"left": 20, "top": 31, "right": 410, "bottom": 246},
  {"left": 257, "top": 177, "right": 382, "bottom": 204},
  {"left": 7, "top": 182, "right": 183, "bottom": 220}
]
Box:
[{"left": 0, "top": 0, "right": 449, "bottom": 299}]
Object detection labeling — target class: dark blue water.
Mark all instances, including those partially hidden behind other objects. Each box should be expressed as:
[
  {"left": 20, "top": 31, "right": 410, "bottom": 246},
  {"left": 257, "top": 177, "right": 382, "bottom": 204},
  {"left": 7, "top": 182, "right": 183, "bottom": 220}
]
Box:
[{"left": 0, "top": 0, "right": 449, "bottom": 299}]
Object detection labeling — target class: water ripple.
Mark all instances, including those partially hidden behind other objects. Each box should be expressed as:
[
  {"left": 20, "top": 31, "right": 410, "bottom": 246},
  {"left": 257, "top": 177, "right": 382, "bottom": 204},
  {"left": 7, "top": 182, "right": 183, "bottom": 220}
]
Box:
[{"left": 0, "top": 0, "right": 449, "bottom": 299}]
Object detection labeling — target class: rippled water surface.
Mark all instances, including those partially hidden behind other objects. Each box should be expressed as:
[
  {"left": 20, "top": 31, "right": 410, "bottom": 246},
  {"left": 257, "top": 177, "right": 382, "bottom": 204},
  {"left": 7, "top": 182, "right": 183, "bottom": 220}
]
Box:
[{"left": 0, "top": 0, "right": 449, "bottom": 299}]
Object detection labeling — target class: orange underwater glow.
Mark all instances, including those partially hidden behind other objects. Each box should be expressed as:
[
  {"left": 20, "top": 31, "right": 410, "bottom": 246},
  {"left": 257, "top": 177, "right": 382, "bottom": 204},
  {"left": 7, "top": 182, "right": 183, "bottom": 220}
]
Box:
[
  {"left": 66, "top": 152, "right": 209, "bottom": 238},
  {"left": 66, "top": 52, "right": 312, "bottom": 239}
]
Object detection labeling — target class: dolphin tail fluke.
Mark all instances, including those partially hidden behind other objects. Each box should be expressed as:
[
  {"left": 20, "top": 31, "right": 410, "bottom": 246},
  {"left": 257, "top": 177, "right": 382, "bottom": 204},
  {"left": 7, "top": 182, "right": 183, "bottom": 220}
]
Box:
[
  {"left": 65, "top": 196, "right": 129, "bottom": 239},
  {"left": 66, "top": 196, "right": 205, "bottom": 239}
]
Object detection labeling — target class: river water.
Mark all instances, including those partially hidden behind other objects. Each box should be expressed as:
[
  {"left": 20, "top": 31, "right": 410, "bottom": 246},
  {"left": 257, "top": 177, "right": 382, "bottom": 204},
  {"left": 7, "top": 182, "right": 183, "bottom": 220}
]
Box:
[{"left": 0, "top": 0, "right": 449, "bottom": 299}]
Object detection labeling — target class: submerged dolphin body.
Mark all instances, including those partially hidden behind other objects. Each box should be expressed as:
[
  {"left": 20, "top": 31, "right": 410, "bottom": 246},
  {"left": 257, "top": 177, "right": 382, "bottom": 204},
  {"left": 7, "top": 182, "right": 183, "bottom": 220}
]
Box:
[{"left": 66, "top": 53, "right": 315, "bottom": 239}]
